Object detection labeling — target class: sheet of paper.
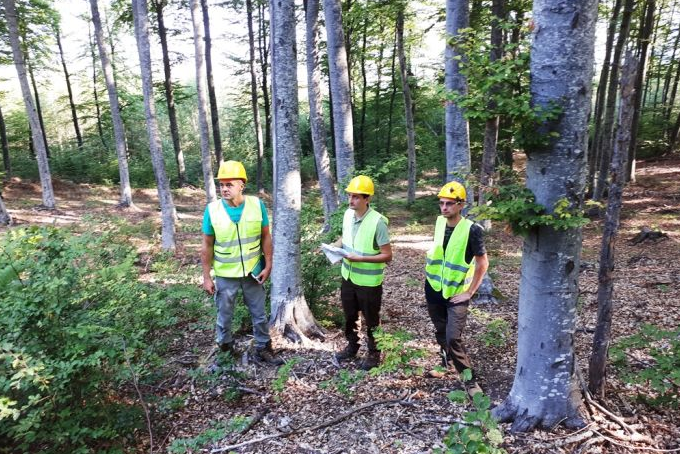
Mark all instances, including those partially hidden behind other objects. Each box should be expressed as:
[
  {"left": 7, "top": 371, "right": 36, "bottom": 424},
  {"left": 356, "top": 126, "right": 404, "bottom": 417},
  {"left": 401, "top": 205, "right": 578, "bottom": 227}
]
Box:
[{"left": 320, "top": 243, "right": 348, "bottom": 264}]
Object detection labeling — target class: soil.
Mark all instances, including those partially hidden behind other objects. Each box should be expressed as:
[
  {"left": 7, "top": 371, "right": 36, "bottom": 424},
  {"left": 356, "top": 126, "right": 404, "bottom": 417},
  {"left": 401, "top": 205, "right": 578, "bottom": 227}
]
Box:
[{"left": 1, "top": 158, "right": 678, "bottom": 453}]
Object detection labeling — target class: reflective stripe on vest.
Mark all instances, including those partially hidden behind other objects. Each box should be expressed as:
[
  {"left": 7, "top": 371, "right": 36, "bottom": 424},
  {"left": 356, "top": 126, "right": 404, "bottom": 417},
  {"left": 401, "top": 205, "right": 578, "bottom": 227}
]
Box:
[
  {"left": 208, "top": 196, "right": 263, "bottom": 278},
  {"left": 425, "top": 216, "right": 476, "bottom": 298},
  {"left": 340, "top": 208, "right": 388, "bottom": 287}
]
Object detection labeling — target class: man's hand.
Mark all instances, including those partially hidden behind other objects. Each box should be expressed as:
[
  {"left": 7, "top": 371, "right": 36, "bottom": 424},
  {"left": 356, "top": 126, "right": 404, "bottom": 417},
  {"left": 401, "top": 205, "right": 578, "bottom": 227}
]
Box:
[
  {"left": 344, "top": 253, "right": 362, "bottom": 262},
  {"left": 449, "top": 291, "right": 472, "bottom": 304},
  {"left": 254, "top": 266, "right": 271, "bottom": 284},
  {"left": 203, "top": 277, "right": 215, "bottom": 295}
]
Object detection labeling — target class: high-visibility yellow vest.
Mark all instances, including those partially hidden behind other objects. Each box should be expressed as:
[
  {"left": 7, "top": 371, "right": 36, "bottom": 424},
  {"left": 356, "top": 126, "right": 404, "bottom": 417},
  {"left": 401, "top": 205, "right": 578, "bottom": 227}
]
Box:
[
  {"left": 425, "top": 216, "right": 475, "bottom": 298},
  {"left": 208, "top": 196, "right": 263, "bottom": 278},
  {"left": 341, "top": 208, "right": 388, "bottom": 287}
]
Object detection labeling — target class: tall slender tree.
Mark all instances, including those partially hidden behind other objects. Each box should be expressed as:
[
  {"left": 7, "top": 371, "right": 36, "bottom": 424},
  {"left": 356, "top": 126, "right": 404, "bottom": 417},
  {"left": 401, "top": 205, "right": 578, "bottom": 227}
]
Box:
[
  {"left": 55, "top": 25, "right": 83, "bottom": 148},
  {"left": 493, "top": 0, "right": 598, "bottom": 431},
  {"left": 257, "top": 1, "right": 272, "bottom": 152},
  {"left": 87, "top": 22, "right": 106, "bottom": 148},
  {"left": 3, "top": 0, "right": 55, "bottom": 209},
  {"left": 304, "top": 0, "right": 338, "bottom": 224},
  {"left": 246, "top": 0, "right": 266, "bottom": 192},
  {"left": 0, "top": 103, "right": 10, "bottom": 177},
  {"left": 26, "top": 59, "right": 49, "bottom": 158},
  {"left": 445, "top": 0, "right": 471, "bottom": 183},
  {"left": 89, "top": 0, "right": 133, "bottom": 207},
  {"left": 269, "top": 0, "right": 324, "bottom": 343},
  {"left": 200, "top": 0, "right": 223, "bottom": 165},
  {"left": 323, "top": 0, "right": 355, "bottom": 184},
  {"left": 190, "top": 0, "right": 217, "bottom": 204},
  {"left": 131, "top": 0, "right": 176, "bottom": 251},
  {"left": 153, "top": 0, "right": 186, "bottom": 187},
  {"left": 396, "top": 7, "right": 416, "bottom": 204}
]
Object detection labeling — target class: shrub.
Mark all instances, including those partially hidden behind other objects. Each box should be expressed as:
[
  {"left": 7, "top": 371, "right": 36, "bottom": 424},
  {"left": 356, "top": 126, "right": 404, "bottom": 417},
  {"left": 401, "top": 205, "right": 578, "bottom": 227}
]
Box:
[{"left": 370, "top": 328, "right": 426, "bottom": 376}]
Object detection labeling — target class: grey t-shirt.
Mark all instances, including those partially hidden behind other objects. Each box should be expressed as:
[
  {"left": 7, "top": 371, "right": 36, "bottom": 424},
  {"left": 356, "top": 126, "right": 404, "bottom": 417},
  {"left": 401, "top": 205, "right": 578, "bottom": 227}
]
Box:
[{"left": 350, "top": 207, "right": 390, "bottom": 249}]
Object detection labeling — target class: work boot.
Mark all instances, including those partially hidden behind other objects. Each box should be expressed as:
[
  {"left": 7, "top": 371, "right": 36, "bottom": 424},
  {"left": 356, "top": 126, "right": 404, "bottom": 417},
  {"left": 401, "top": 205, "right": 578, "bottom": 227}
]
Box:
[
  {"left": 426, "top": 349, "right": 454, "bottom": 378},
  {"left": 334, "top": 343, "right": 360, "bottom": 362},
  {"left": 219, "top": 342, "right": 235, "bottom": 355},
  {"left": 255, "top": 342, "right": 284, "bottom": 366},
  {"left": 359, "top": 351, "right": 381, "bottom": 371},
  {"left": 466, "top": 381, "right": 483, "bottom": 399}
]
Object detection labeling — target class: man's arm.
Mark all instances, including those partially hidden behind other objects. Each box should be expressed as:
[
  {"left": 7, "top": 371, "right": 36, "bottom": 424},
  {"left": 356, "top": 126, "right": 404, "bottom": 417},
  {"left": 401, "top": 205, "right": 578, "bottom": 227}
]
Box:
[
  {"left": 254, "top": 225, "right": 273, "bottom": 283},
  {"left": 449, "top": 253, "right": 489, "bottom": 304},
  {"left": 201, "top": 234, "right": 216, "bottom": 294},
  {"left": 345, "top": 243, "right": 392, "bottom": 263}
]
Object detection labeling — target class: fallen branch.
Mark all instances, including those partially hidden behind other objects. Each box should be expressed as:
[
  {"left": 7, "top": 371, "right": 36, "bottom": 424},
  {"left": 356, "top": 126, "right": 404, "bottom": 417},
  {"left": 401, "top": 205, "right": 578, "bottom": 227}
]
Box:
[
  {"left": 592, "top": 429, "right": 680, "bottom": 453},
  {"left": 210, "top": 396, "right": 411, "bottom": 453}
]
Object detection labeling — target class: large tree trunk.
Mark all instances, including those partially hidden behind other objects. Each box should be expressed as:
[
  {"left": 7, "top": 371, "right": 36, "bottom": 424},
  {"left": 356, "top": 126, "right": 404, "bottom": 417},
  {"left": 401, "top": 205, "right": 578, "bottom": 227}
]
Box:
[
  {"left": 304, "top": 0, "right": 338, "bottom": 225},
  {"left": 323, "top": 0, "right": 355, "bottom": 184},
  {"left": 626, "top": 0, "right": 655, "bottom": 183},
  {"left": 131, "top": 0, "right": 176, "bottom": 251},
  {"left": 0, "top": 190, "right": 11, "bottom": 226},
  {"left": 589, "top": 52, "right": 637, "bottom": 398},
  {"left": 27, "top": 60, "right": 50, "bottom": 159},
  {"left": 0, "top": 104, "right": 10, "bottom": 177},
  {"left": 155, "top": 0, "right": 186, "bottom": 187},
  {"left": 592, "top": 0, "right": 634, "bottom": 201},
  {"left": 269, "top": 0, "right": 324, "bottom": 343},
  {"left": 189, "top": 0, "right": 217, "bottom": 204},
  {"left": 492, "top": 0, "right": 598, "bottom": 432},
  {"left": 445, "top": 0, "right": 471, "bottom": 182},
  {"left": 246, "top": 0, "right": 266, "bottom": 192},
  {"left": 90, "top": 0, "right": 133, "bottom": 207},
  {"left": 396, "top": 9, "right": 416, "bottom": 205},
  {"left": 200, "top": 0, "right": 223, "bottom": 165},
  {"left": 3, "top": 0, "right": 55, "bottom": 209},
  {"left": 56, "top": 27, "right": 83, "bottom": 148},
  {"left": 88, "top": 22, "right": 106, "bottom": 148}
]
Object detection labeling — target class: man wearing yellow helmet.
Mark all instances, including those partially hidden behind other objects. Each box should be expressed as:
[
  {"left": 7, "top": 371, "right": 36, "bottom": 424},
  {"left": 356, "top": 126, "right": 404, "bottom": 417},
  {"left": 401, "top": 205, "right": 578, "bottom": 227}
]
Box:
[
  {"left": 200, "top": 160, "right": 283, "bottom": 365},
  {"left": 424, "top": 181, "right": 488, "bottom": 397},
  {"left": 335, "top": 175, "right": 393, "bottom": 371}
]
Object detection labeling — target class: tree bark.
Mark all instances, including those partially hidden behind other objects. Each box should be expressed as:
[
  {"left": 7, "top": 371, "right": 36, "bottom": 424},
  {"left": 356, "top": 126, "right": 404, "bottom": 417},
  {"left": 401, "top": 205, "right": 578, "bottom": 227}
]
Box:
[
  {"left": 626, "top": 0, "right": 656, "bottom": 183},
  {"left": 88, "top": 22, "right": 106, "bottom": 148},
  {"left": 323, "top": 0, "right": 355, "bottom": 184},
  {"left": 200, "top": 0, "right": 223, "bottom": 165},
  {"left": 3, "top": 0, "right": 55, "bottom": 209},
  {"left": 258, "top": 1, "right": 272, "bottom": 153},
  {"left": 492, "top": 0, "right": 598, "bottom": 432},
  {"left": 0, "top": 104, "right": 11, "bottom": 177},
  {"left": 131, "top": 0, "right": 177, "bottom": 251},
  {"left": 358, "top": 17, "right": 368, "bottom": 162},
  {"left": 662, "top": 22, "right": 680, "bottom": 125},
  {"left": 269, "top": 0, "right": 324, "bottom": 343},
  {"left": 592, "top": 0, "right": 634, "bottom": 201},
  {"left": 154, "top": 0, "right": 186, "bottom": 187},
  {"left": 246, "top": 0, "right": 266, "bottom": 192},
  {"left": 190, "top": 0, "right": 217, "bottom": 204},
  {"left": 90, "top": 0, "right": 133, "bottom": 207},
  {"left": 445, "top": 0, "right": 471, "bottom": 182},
  {"left": 304, "top": 0, "right": 338, "bottom": 225},
  {"left": 396, "top": 9, "right": 416, "bottom": 205},
  {"left": 385, "top": 32, "right": 397, "bottom": 159},
  {"left": 589, "top": 52, "right": 637, "bottom": 398},
  {"left": 56, "top": 26, "right": 83, "bottom": 148},
  {"left": 0, "top": 190, "right": 11, "bottom": 226},
  {"left": 27, "top": 60, "right": 49, "bottom": 159}
]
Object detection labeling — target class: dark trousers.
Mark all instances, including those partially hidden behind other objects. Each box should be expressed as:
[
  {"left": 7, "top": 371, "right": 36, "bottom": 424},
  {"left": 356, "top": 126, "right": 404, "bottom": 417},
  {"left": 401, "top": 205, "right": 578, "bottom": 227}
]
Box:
[
  {"left": 425, "top": 280, "right": 474, "bottom": 376},
  {"left": 340, "top": 278, "right": 382, "bottom": 352}
]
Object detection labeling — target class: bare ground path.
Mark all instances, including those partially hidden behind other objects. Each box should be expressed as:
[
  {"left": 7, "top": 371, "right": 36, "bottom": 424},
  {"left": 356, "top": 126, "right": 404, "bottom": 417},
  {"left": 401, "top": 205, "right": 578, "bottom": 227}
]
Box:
[{"left": 1, "top": 159, "right": 679, "bottom": 453}]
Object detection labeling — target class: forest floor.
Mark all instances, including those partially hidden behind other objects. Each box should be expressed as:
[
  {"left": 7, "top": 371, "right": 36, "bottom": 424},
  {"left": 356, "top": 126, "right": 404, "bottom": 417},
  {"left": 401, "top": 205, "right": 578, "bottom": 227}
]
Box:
[{"left": 2, "top": 158, "right": 679, "bottom": 453}]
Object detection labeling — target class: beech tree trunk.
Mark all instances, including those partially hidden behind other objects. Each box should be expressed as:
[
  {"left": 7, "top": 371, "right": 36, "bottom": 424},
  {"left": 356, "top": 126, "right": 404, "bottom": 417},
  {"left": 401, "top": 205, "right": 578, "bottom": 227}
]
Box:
[
  {"left": 154, "top": 0, "right": 186, "bottom": 187},
  {"left": 0, "top": 191, "right": 11, "bottom": 226},
  {"left": 492, "top": 0, "right": 598, "bottom": 432},
  {"left": 304, "top": 0, "right": 338, "bottom": 225},
  {"left": 385, "top": 33, "right": 397, "bottom": 158},
  {"left": 200, "top": 0, "right": 223, "bottom": 165},
  {"left": 190, "top": 0, "right": 217, "bottom": 204},
  {"left": 246, "top": 0, "right": 266, "bottom": 192},
  {"left": 269, "top": 0, "right": 324, "bottom": 343},
  {"left": 0, "top": 104, "right": 10, "bottom": 177},
  {"left": 27, "top": 60, "right": 49, "bottom": 159},
  {"left": 323, "top": 0, "right": 355, "bottom": 184},
  {"left": 88, "top": 23, "right": 106, "bottom": 148},
  {"left": 131, "top": 0, "right": 177, "bottom": 251},
  {"left": 258, "top": 1, "right": 272, "bottom": 153},
  {"left": 90, "top": 0, "right": 133, "bottom": 207},
  {"left": 56, "top": 27, "right": 83, "bottom": 148},
  {"left": 589, "top": 52, "right": 637, "bottom": 398},
  {"left": 445, "top": 0, "right": 471, "bottom": 182},
  {"left": 3, "top": 0, "right": 55, "bottom": 209},
  {"left": 396, "top": 9, "right": 416, "bottom": 205}
]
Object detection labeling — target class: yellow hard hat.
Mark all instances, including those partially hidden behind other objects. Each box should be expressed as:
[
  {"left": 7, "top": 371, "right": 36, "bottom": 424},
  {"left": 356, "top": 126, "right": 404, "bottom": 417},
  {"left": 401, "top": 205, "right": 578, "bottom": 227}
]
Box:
[
  {"left": 216, "top": 160, "right": 248, "bottom": 182},
  {"left": 438, "top": 181, "right": 466, "bottom": 200},
  {"left": 345, "top": 175, "right": 374, "bottom": 195}
]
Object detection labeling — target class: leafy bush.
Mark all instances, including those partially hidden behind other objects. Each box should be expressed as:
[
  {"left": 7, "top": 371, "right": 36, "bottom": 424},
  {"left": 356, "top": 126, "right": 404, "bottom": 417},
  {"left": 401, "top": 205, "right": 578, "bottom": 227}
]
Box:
[
  {"left": 0, "top": 226, "right": 176, "bottom": 452},
  {"left": 610, "top": 324, "right": 680, "bottom": 407},
  {"left": 320, "top": 369, "right": 366, "bottom": 398},
  {"left": 370, "top": 328, "right": 426, "bottom": 376}
]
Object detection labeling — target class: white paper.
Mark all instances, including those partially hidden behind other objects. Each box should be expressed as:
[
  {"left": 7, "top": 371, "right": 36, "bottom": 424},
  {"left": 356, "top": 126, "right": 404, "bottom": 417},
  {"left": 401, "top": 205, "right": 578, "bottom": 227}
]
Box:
[{"left": 320, "top": 243, "right": 349, "bottom": 264}]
